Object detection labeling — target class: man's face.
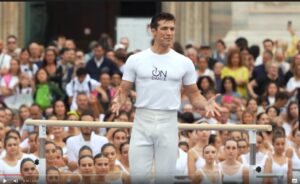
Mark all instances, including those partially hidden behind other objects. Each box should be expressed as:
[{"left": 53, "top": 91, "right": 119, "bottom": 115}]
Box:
[
  {"left": 120, "top": 38, "right": 129, "bottom": 50},
  {"left": 151, "top": 20, "right": 175, "bottom": 47},
  {"left": 262, "top": 52, "right": 272, "bottom": 63},
  {"left": 29, "top": 43, "right": 40, "bottom": 57},
  {"left": 68, "top": 50, "right": 76, "bottom": 63},
  {"left": 199, "top": 48, "right": 211, "bottom": 57},
  {"left": 186, "top": 50, "right": 197, "bottom": 63},
  {"left": 76, "top": 94, "right": 89, "bottom": 110},
  {"left": 263, "top": 41, "right": 273, "bottom": 52},
  {"left": 197, "top": 57, "right": 208, "bottom": 69},
  {"left": 30, "top": 106, "right": 41, "bottom": 119},
  {"left": 78, "top": 75, "right": 86, "bottom": 83},
  {"left": 80, "top": 115, "right": 94, "bottom": 136},
  {"left": 93, "top": 46, "right": 104, "bottom": 59},
  {"left": 100, "top": 74, "right": 111, "bottom": 87},
  {"left": 7, "top": 37, "right": 17, "bottom": 51}
]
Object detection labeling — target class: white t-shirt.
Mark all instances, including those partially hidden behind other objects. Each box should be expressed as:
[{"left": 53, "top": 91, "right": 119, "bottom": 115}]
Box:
[
  {"left": 0, "top": 53, "right": 11, "bottom": 70},
  {"left": 123, "top": 48, "right": 196, "bottom": 110},
  {"left": 66, "top": 74, "right": 100, "bottom": 110},
  {"left": 66, "top": 132, "right": 108, "bottom": 163},
  {"left": 0, "top": 153, "right": 37, "bottom": 181},
  {"left": 20, "top": 63, "right": 39, "bottom": 79},
  {"left": 286, "top": 77, "right": 300, "bottom": 92}
]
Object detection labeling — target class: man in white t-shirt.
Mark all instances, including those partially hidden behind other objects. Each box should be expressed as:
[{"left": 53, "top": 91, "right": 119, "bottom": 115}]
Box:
[
  {"left": 111, "top": 12, "right": 221, "bottom": 184},
  {"left": 66, "top": 110, "right": 108, "bottom": 171}
]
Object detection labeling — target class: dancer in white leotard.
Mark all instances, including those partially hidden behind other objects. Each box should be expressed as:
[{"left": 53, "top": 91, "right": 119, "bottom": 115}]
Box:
[
  {"left": 219, "top": 139, "right": 248, "bottom": 184},
  {"left": 188, "top": 122, "right": 210, "bottom": 179},
  {"left": 192, "top": 144, "right": 222, "bottom": 184},
  {"left": 264, "top": 133, "right": 292, "bottom": 184}
]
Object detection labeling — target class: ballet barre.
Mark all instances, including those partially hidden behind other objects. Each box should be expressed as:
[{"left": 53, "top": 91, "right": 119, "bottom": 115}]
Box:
[
  {"left": 25, "top": 119, "right": 272, "bottom": 184},
  {"left": 25, "top": 119, "right": 272, "bottom": 131}
]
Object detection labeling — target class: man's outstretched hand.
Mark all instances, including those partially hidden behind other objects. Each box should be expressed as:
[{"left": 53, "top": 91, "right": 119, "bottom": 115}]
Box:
[
  {"left": 111, "top": 88, "right": 122, "bottom": 116},
  {"left": 204, "top": 94, "right": 222, "bottom": 117}
]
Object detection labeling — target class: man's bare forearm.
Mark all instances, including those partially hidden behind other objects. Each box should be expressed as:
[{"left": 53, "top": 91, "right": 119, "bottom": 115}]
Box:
[
  {"left": 183, "top": 84, "right": 208, "bottom": 110},
  {"left": 189, "top": 91, "right": 208, "bottom": 110}
]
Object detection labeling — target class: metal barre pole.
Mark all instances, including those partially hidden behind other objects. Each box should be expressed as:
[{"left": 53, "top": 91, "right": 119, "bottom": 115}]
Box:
[
  {"left": 256, "top": 173, "right": 284, "bottom": 184},
  {"left": 25, "top": 119, "right": 272, "bottom": 131}
]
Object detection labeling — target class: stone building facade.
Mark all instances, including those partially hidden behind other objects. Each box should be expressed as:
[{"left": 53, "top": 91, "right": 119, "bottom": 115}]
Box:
[{"left": 1, "top": 2, "right": 300, "bottom": 49}]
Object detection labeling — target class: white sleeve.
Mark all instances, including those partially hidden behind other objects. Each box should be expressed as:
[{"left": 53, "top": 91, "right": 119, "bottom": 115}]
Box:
[
  {"left": 0, "top": 79, "right": 5, "bottom": 87},
  {"left": 8, "top": 77, "right": 19, "bottom": 89},
  {"left": 2, "top": 55, "right": 11, "bottom": 69},
  {"left": 286, "top": 78, "right": 294, "bottom": 92},
  {"left": 33, "top": 64, "right": 39, "bottom": 75},
  {"left": 122, "top": 55, "right": 136, "bottom": 82},
  {"left": 65, "top": 81, "right": 73, "bottom": 97},
  {"left": 19, "top": 138, "right": 29, "bottom": 149},
  {"left": 182, "top": 59, "right": 197, "bottom": 85},
  {"left": 66, "top": 139, "right": 77, "bottom": 163},
  {"left": 91, "top": 79, "right": 100, "bottom": 90}
]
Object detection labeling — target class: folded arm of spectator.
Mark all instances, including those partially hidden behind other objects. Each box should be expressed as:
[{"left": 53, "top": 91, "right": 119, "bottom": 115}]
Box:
[{"left": 247, "top": 79, "right": 258, "bottom": 99}]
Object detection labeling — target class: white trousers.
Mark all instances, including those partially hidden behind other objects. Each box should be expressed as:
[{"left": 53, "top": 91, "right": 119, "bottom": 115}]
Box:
[{"left": 129, "top": 108, "right": 178, "bottom": 184}]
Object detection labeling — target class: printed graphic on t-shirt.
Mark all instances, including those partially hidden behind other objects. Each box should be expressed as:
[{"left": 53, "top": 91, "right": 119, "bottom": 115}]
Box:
[{"left": 152, "top": 66, "right": 167, "bottom": 81}]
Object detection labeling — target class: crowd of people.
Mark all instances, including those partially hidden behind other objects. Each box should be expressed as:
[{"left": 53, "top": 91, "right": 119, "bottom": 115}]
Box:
[{"left": 0, "top": 21, "right": 299, "bottom": 184}]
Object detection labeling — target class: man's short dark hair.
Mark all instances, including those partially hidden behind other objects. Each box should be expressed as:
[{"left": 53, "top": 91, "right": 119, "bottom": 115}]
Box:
[
  {"left": 263, "top": 38, "right": 274, "bottom": 46},
  {"left": 249, "top": 45, "right": 260, "bottom": 60},
  {"left": 93, "top": 42, "right": 104, "bottom": 50},
  {"left": 115, "top": 50, "right": 127, "bottom": 63},
  {"left": 80, "top": 110, "right": 95, "bottom": 120},
  {"left": 235, "top": 37, "right": 248, "bottom": 50},
  {"left": 150, "top": 12, "right": 175, "bottom": 29},
  {"left": 7, "top": 35, "right": 17, "bottom": 41},
  {"left": 59, "top": 47, "right": 70, "bottom": 55},
  {"left": 76, "top": 67, "right": 88, "bottom": 77}
]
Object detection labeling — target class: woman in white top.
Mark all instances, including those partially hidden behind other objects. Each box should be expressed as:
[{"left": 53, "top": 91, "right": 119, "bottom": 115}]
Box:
[
  {"left": 283, "top": 101, "right": 298, "bottom": 141},
  {"left": 286, "top": 127, "right": 300, "bottom": 181},
  {"left": 78, "top": 155, "right": 95, "bottom": 184},
  {"left": 219, "top": 139, "right": 248, "bottom": 184},
  {"left": 188, "top": 122, "right": 210, "bottom": 180},
  {"left": 240, "top": 132, "right": 268, "bottom": 168},
  {"left": 118, "top": 142, "right": 130, "bottom": 175},
  {"left": 19, "top": 48, "right": 38, "bottom": 79},
  {"left": 286, "top": 63, "right": 300, "bottom": 98},
  {"left": 264, "top": 133, "right": 292, "bottom": 184},
  {"left": 20, "top": 158, "right": 39, "bottom": 184},
  {"left": 101, "top": 143, "right": 130, "bottom": 184},
  {"left": 286, "top": 128, "right": 300, "bottom": 168},
  {"left": 0, "top": 136, "right": 36, "bottom": 182},
  {"left": 192, "top": 144, "right": 222, "bottom": 184},
  {"left": 0, "top": 58, "right": 20, "bottom": 100},
  {"left": 94, "top": 153, "right": 109, "bottom": 184}
]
